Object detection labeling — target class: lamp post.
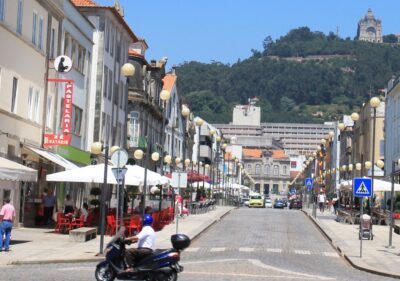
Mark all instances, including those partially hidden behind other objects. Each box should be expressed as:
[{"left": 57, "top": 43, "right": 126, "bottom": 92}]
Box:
[
  {"left": 195, "top": 117, "right": 204, "bottom": 201},
  {"left": 369, "top": 96, "right": 381, "bottom": 216},
  {"left": 158, "top": 90, "right": 171, "bottom": 211},
  {"left": 181, "top": 105, "right": 191, "bottom": 207},
  {"left": 90, "top": 142, "right": 109, "bottom": 255},
  {"left": 221, "top": 143, "right": 227, "bottom": 204},
  {"left": 215, "top": 136, "right": 221, "bottom": 204}
]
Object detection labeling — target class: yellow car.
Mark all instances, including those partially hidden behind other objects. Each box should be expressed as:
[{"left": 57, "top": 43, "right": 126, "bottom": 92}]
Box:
[{"left": 248, "top": 194, "right": 264, "bottom": 208}]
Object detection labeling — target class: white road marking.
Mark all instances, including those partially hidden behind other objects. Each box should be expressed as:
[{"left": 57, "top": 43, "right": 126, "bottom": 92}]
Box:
[
  {"left": 183, "top": 271, "right": 328, "bottom": 279},
  {"left": 185, "top": 247, "right": 200, "bottom": 252},
  {"left": 266, "top": 248, "right": 282, "bottom": 253},
  {"left": 210, "top": 247, "right": 225, "bottom": 252},
  {"left": 323, "top": 252, "right": 339, "bottom": 257},
  {"left": 182, "top": 258, "right": 335, "bottom": 280},
  {"left": 239, "top": 247, "right": 255, "bottom": 252},
  {"left": 294, "top": 250, "right": 311, "bottom": 255}
]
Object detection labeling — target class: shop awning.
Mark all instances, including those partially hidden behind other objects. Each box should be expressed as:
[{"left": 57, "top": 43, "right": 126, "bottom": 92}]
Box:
[
  {"left": 26, "top": 146, "right": 79, "bottom": 170},
  {"left": 0, "top": 156, "right": 37, "bottom": 182}
]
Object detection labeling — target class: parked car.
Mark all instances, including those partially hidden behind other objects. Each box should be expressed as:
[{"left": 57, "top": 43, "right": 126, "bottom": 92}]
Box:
[
  {"left": 281, "top": 198, "right": 288, "bottom": 207},
  {"left": 249, "top": 195, "right": 264, "bottom": 208},
  {"left": 289, "top": 199, "right": 303, "bottom": 209},
  {"left": 273, "top": 199, "right": 285, "bottom": 209},
  {"left": 241, "top": 197, "right": 250, "bottom": 207},
  {"left": 264, "top": 198, "right": 273, "bottom": 208}
]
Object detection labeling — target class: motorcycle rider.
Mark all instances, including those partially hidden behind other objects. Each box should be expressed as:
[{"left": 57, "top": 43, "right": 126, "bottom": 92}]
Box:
[{"left": 123, "top": 214, "right": 155, "bottom": 273}]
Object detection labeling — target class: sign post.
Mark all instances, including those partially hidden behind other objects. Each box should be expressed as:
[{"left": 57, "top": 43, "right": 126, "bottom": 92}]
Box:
[{"left": 353, "top": 177, "right": 372, "bottom": 258}]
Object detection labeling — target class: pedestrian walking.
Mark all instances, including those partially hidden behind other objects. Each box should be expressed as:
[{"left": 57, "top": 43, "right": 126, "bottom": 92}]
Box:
[
  {"left": 318, "top": 192, "right": 326, "bottom": 213},
  {"left": 42, "top": 188, "right": 57, "bottom": 227},
  {"left": 0, "top": 198, "right": 16, "bottom": 252}
]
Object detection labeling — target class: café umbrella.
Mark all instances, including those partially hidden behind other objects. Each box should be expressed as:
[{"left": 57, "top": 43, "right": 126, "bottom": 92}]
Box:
[{"left": 46, "top": 164, "right": 164, "bottom": 186}]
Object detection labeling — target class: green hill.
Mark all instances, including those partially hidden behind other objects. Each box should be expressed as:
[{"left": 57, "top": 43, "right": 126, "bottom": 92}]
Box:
[{"left": 176, "top": 27, "right": 400, "bottom": 123}]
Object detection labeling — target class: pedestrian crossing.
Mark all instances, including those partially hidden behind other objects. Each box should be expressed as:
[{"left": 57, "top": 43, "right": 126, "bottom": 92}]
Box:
[{"left": 184, "top": 247, "right": 339, "bottom": 258}]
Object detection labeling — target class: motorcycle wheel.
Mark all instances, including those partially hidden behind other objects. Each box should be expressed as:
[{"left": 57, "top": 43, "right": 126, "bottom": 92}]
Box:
[{"left": 95, "top": 262, "right": 116, "bottom": 281}]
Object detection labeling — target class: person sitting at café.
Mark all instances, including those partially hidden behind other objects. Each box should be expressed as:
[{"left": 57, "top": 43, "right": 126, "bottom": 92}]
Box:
[
  {"left": 80, "top": 203, "right": 89, "bottom": 223},
  {"left": 63, "top": 194, "right": 75, "bottom": 215}
]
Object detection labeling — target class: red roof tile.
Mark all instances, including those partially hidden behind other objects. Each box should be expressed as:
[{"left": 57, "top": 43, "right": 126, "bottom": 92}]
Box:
[
  {"left": 272, "top": 150, "right": 288, "bottom": 159},
  {"left": 71, "top": 0, "right": 98, "bottom": 6},
  {"left": 162, "top": 74, "right": 177, "bottom": 93},
  {"left": 243, "top": 148, "right": 262, "bottom": 158}
]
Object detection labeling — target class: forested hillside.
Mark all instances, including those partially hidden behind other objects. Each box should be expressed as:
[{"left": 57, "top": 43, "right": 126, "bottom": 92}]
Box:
[{"left": 176, "top": 27, "right": 400, "bottom": 123}]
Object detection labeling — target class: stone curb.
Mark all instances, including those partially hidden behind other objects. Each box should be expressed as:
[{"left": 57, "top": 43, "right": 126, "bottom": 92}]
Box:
[
  {"left": 10, "top": 208, "right": 234, "bottom": 266},
  {"left": 301, "top": 210, "right": 400, "bottom": 280}
]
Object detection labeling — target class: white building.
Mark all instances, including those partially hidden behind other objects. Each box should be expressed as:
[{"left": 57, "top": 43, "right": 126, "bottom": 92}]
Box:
[{"left": 72, "top": 0, "right": 138, "bottom": 149}]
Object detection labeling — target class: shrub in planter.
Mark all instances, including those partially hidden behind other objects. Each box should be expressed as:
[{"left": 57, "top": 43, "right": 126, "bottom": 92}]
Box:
[
  {"left": 90, "top": 199, "right": 100, "bottom": 207},
  {"left": 90, "top": 187, "right": 101, "bottom": 196}
]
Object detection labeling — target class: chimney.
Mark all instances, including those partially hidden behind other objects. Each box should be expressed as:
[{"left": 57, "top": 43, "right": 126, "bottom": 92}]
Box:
[
  {"left": 150, "top": 60, "right": 156, "bottom": 67},
  {"left": 172, "top": 64, "right": 177, "bottom": 75}
]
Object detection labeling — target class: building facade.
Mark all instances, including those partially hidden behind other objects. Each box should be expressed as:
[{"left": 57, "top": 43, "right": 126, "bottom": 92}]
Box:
[{"left": 385, "top": 78, "right": 400, "bottom": 176}]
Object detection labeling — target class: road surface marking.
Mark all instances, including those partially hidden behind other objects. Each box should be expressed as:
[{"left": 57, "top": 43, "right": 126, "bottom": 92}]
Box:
[
  {"left": 267, "top": 248, "right": 282, "bottom": 253},
  {"left": 239, "top": 247, "right": 255, "bottom": 252},
  {"left": 210, "top": 247, "right": 225, "bottom": 252},
  {"left": 323, "top": 252, "right": 339, "bottom": 257},
  {"left": 185, "top": 247, "right": 199, "bottom": 252},
  {"left": 294, "top": 250, "right": 311, "bottom": 255}
]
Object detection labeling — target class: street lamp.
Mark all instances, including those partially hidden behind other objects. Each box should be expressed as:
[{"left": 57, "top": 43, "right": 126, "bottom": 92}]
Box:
[
  {"left": 369, "top": 96, "right": 381, "bottom": 215},
  {"left": 195, "top": 117, "right": 204, "bottom": 201},
  {"left": 181, "top": 105, "right": 191, "bottom": 207},
  {"left": 90, "top": 142, "right": 109, "bottom": 255}
]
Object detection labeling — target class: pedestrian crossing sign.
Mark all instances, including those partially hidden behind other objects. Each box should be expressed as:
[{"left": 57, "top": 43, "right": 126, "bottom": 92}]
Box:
[
  {"left": 353, "top": 178, "right": 372, "bottom": 197},
  {"left": 305, "top": 178, "right": 313, "bottom": 189}
]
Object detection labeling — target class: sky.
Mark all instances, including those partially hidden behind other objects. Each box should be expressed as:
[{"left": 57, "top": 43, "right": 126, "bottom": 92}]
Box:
[{"left": 97, "top": 0, "right": 400, "bottom": 67}]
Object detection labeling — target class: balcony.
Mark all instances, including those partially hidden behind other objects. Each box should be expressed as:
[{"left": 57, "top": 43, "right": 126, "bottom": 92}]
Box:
[{"left": 200, "top": 145, "right": 211, "bottom": 160}]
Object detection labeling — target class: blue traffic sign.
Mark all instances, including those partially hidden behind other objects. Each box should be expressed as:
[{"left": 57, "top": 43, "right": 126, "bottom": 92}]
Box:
[
  {"left": 353, "top": 178, "right": 372, "bottom": 197},
  {"left": 305, "top": 178, "right": 313, "bottom": 189}
]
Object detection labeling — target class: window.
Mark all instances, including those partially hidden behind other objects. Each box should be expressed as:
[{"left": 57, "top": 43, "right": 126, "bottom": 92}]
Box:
[
  {"left": 103, "top": 66, "right": 108, "bottom": 98},
  {"left": 101, "top": 112, "right": 106, "bottom": 142},
  {"left": 11, "top": 77, "right": 18, "bottom": 113},
  {"left": 264, "top": 165, "right": 269, "bottom": 175},
  {"left": 72, "top": 105, "right": 82, "bottom": 135},
  {"left": 64, "top": 34, "right": 70, "bottom": 56},
  {"left": 108, "top": 69, "right": 113, "bottom": 100},
  {"left": 38, "top": 17, "right": 43, "bottom": 50},
  {"left": 34, "top": 89, "right": 40, "bottom": 122},
  {"left": 113, "top": 81, "right": 119, "bottom": 106},
  {"left": 46, "top": 96, "right": 52, "bottom": 128},
  {"left": 0, "top": 0, "right": 5, "bottom": 21},
  {"left": 71, "top": 41, "right": 77, "bottom": 68},
  {"left": 291, "top": 161, "right": 297, "bottom": 168},
  {"left": 110, "top": 26, "right": 114, "bottom": 56},
  {"left": 27, "top": 87, "right": 33, "bottom": 119},
  {"left": 255, "top": 164, "right": 261, "bottom": 175},
  {"left": 105, "top": 21, "right": 109, "bottom": 52},
  {"left": 273, "top": 165, "right": 279, "bottom": 176},
  {"left": 50, "top": 28, "right": 55, "bottom": 58},
  {"left": 17, "top": 0, "right": 23, "bottom": 34},
  {"left": 77, "top": 47, "right": 85, "bottom": 73},
  {"left": 32, "top": 12, "right": 37, "bottom": 45},
  {"left": 283, "top": 165, "right": 287, "bottom": 175}
]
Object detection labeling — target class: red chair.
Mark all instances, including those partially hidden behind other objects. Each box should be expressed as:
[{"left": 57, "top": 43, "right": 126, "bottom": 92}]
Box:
[
  {"left": 70, "top": 215, "right": 85, "bottom": 229},
  {"left": 152, "top": 212, "right": 162, "bottom": 231},
  {"left": 125, "top": 216, "right": 142, "bottom": 236},
  {"left": 55, "top": 213, "right": 72, "bottom": 233},
  {"left": 159, "top": 209, "right": 171, "bottom": 229},
  {"left": 106, "top": 215, "right": 117, "bottom": 236}
]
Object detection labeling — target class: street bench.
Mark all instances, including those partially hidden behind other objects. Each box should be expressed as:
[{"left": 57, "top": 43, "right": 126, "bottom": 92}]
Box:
[{"left": 69, "top": 227, "right": 97, "bottom": 242}]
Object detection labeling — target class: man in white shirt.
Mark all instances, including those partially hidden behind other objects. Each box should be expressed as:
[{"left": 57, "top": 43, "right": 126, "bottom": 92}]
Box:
[
  {"left": 124, "top": 214, "right": 155, "bottom": 272},
  {"left": 318, "top": 193, "right": 326, "bottom": 213}
]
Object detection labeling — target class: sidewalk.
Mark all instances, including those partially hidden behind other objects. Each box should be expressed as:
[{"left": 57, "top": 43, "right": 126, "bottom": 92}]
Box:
[
  {"left": 303, "top": 206, "right": 400, "bottom": 279},
  {"left": 0, "top": 206, "right": 234, "bottom": 266}
]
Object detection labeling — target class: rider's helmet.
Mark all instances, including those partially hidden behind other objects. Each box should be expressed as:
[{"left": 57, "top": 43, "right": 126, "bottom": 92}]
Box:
[{"left": 143, "top": 214, "right": 153, "bottom": 226}]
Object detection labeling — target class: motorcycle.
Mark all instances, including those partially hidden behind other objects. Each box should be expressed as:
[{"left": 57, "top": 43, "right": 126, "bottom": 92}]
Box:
[{"left": 95, "top": 227, "right": 190, "bottom": 281}]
